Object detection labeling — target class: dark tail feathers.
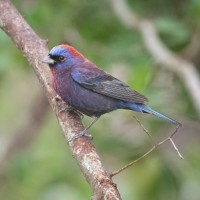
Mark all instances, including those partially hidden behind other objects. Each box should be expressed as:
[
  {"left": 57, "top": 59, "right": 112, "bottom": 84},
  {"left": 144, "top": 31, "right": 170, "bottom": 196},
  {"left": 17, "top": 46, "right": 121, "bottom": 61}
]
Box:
[{"left": 139, "top": 104, "right": 181, "bottom": 127}]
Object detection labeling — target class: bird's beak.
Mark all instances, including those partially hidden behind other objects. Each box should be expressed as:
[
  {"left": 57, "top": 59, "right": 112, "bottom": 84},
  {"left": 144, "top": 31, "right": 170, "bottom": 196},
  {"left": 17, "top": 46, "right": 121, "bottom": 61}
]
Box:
[{"left": 42, "top": 56, "right": 55, "bottom": 64}]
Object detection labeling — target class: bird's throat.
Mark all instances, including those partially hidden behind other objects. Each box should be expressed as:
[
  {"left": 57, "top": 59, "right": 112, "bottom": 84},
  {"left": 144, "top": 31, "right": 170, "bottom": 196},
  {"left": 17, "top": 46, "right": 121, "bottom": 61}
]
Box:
[{"left": 50, "top": 68, "right": 56, "bottom": 90}]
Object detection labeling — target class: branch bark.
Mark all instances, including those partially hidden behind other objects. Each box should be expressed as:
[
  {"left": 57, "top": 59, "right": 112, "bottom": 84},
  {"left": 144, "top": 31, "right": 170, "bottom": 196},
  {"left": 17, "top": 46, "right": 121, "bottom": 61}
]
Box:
[
  {"left": 0, "top": 0, "right": 121, "bottom": 199},
  {"left": 110, "top": 0, "right": 200, "bottom": 117}
]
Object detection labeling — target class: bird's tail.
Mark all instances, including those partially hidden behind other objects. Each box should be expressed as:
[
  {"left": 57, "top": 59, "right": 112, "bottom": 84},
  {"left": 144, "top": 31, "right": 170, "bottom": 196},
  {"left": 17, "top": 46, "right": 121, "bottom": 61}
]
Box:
[{"left": 129, "top": 103, "right": 181, "bottom": 127}]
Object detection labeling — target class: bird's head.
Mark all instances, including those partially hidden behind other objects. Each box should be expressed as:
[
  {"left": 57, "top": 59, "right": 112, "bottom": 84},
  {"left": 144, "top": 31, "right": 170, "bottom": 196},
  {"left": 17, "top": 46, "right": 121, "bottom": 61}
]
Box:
[{"left": 43, "top": 44, "right": 84, "bottom": 70}]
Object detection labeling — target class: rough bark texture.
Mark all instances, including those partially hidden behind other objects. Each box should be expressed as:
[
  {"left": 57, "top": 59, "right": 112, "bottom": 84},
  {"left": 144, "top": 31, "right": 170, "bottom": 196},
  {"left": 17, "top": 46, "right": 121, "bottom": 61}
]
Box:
[{"left": 0, "top": 0, "right": 121, "bottom": 199}]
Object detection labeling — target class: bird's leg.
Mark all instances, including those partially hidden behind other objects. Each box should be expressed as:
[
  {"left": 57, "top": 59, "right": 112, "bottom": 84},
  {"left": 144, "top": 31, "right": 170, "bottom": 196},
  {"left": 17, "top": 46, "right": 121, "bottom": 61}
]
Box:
[
  {"left": 69, "top": 116, "right": 99, "bottom": 142},
  {"left": 84, "top": 116, "right": 99, "bottom": 132},
  {"left": 60, "top": 106, "right": 84, "bottom": 119},
  {"left": 73, "top": 110, "right": 84, "bottom": 119}
]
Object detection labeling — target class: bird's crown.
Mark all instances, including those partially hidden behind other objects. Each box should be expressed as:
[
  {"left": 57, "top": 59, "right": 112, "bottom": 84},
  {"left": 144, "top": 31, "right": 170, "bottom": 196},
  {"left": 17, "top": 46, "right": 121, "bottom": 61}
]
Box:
[
  {"left": 60, "top": 44, "right": 84, "bottom": 58},
  {"left": 49, "top": 44, "right": 84, "bottom": 60}
]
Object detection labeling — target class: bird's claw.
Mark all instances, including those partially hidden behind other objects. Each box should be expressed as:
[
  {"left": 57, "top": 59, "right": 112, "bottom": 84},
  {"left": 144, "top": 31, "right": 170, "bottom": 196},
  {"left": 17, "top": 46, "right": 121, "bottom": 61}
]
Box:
[
  {"left": 58, "top": 107, "right": 68, "bottom": 113},
  {"left": 68, "top": 130, "right": 93, "bottom": 143},
  {"left": 73, "top": 110, "right": 84, "bottom": 119}
]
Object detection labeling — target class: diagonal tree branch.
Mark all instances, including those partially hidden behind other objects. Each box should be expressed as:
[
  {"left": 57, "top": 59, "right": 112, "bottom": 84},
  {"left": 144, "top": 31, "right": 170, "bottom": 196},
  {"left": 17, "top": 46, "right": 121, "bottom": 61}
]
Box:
[
  {"left": 110, "top": 0, "right": 200, "bottom": 117},
  {"left": 0, "top": 0, "right": 121, "bottom": 199}
]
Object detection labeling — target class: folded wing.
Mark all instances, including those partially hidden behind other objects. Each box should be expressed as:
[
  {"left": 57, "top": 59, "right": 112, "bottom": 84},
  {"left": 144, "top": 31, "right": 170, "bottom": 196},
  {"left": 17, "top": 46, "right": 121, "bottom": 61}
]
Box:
[{"left": 71, "top": 64, "right": 148, "bottom": 104}]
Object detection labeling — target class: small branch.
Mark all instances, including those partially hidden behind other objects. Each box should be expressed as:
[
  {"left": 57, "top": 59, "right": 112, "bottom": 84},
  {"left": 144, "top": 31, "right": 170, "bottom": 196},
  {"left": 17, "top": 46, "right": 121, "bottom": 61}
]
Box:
[
  {"left": 133, "top": 115, "right": 183, "bottom": 159},
  {"left": 0, "top": 0, "right": 121, "bottom": 199},
  {"left": 110, "top": 0, "right": 200, "bottom": 117},
  {"left": 111, "top": 126, "right": 183, "bottom": 177},
  {"left": 169, "top": 138, "right": 184, "bottom": 159},
  {"left": 111, "top": 143, "right": 157, "bottom": 177},
  {"left": 133, "top": 115, "right": 156, "bottom": 145}
]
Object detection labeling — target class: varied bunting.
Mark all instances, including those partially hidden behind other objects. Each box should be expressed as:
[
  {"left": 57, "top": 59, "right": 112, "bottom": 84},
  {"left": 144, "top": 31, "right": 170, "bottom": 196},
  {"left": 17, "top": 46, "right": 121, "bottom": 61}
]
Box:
[{"left": 43, "top": 44, "right": 181, "bottom": 139}]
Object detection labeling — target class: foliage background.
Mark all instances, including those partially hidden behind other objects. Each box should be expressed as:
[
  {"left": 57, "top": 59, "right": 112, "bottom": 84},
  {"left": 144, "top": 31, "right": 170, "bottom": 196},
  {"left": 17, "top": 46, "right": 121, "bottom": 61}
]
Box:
[{"left": 0, "top": 0, "right": 200, "bottom": 199}]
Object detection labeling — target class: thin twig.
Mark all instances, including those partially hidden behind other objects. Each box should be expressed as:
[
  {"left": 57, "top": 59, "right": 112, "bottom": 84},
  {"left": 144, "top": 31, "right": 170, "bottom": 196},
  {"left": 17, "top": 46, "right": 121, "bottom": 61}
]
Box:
[
  {"left": 169, "top": 138, "right": 184, "bottom": 159},
  {"left": 133, "top": 115, "right": 156, "bottom": 145},
  {"left": 168, "top": 125, "right": 184, "bottom": 159},
  {"left": 111, "top": 125, "right": 182, "bottom": 177},
  {"left": 133, "top": 115, "right": 183, "bottom": 159},
  {"left": 111, "top": 145, "right": 156, "bottom": 177}
]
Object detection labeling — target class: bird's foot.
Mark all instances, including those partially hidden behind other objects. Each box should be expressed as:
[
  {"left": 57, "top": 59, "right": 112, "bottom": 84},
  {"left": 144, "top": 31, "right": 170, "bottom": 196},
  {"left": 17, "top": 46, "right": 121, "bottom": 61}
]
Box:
[
  {"left": 58, "top": 106, "right": 84, "bottom": 119},
  {"left": 73, "top": 110, "right": 84, "bottom": 119},
  {"left": 68, "top": 130, "right": 93, "bottom": 143}
]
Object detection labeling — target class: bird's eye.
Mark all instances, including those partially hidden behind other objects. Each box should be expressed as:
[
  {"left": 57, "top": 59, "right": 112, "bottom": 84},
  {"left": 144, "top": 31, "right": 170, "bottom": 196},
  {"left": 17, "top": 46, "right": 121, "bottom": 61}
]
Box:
[{"left": 59, "top": 56, "right": 65, "bottom": 62}]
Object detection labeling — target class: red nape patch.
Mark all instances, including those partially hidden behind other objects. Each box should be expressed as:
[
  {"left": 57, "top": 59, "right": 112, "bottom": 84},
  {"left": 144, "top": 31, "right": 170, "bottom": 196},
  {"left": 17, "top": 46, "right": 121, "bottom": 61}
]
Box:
[{"left": 60, "top": 44, "right": 84, "bottom": 58}]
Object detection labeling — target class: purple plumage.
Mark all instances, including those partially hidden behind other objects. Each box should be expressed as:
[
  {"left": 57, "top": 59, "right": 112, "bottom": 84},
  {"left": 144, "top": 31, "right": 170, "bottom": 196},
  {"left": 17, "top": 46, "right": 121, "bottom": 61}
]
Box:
[{"left": 43, "top": 44, "right": 181, "bottom": 135}]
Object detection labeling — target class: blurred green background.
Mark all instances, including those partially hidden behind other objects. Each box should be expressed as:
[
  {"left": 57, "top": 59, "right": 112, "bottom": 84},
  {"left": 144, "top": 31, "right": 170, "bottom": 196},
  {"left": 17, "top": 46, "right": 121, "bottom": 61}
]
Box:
[{"left": 0, "top": 0, "right": 200, "bottom": 199}]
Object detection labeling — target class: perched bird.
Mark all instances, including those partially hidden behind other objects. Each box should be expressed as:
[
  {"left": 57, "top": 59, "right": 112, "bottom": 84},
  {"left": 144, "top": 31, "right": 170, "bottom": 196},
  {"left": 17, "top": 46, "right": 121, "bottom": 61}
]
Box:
[{"left": 43, "top": 44, "right": 181, "bottom": 138}]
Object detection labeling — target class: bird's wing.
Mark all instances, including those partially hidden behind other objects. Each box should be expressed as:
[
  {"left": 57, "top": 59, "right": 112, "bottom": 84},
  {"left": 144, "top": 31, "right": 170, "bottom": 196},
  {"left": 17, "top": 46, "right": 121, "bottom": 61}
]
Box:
[{"left": 71, "top": 65, "right": 148, "bottom": 103}]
